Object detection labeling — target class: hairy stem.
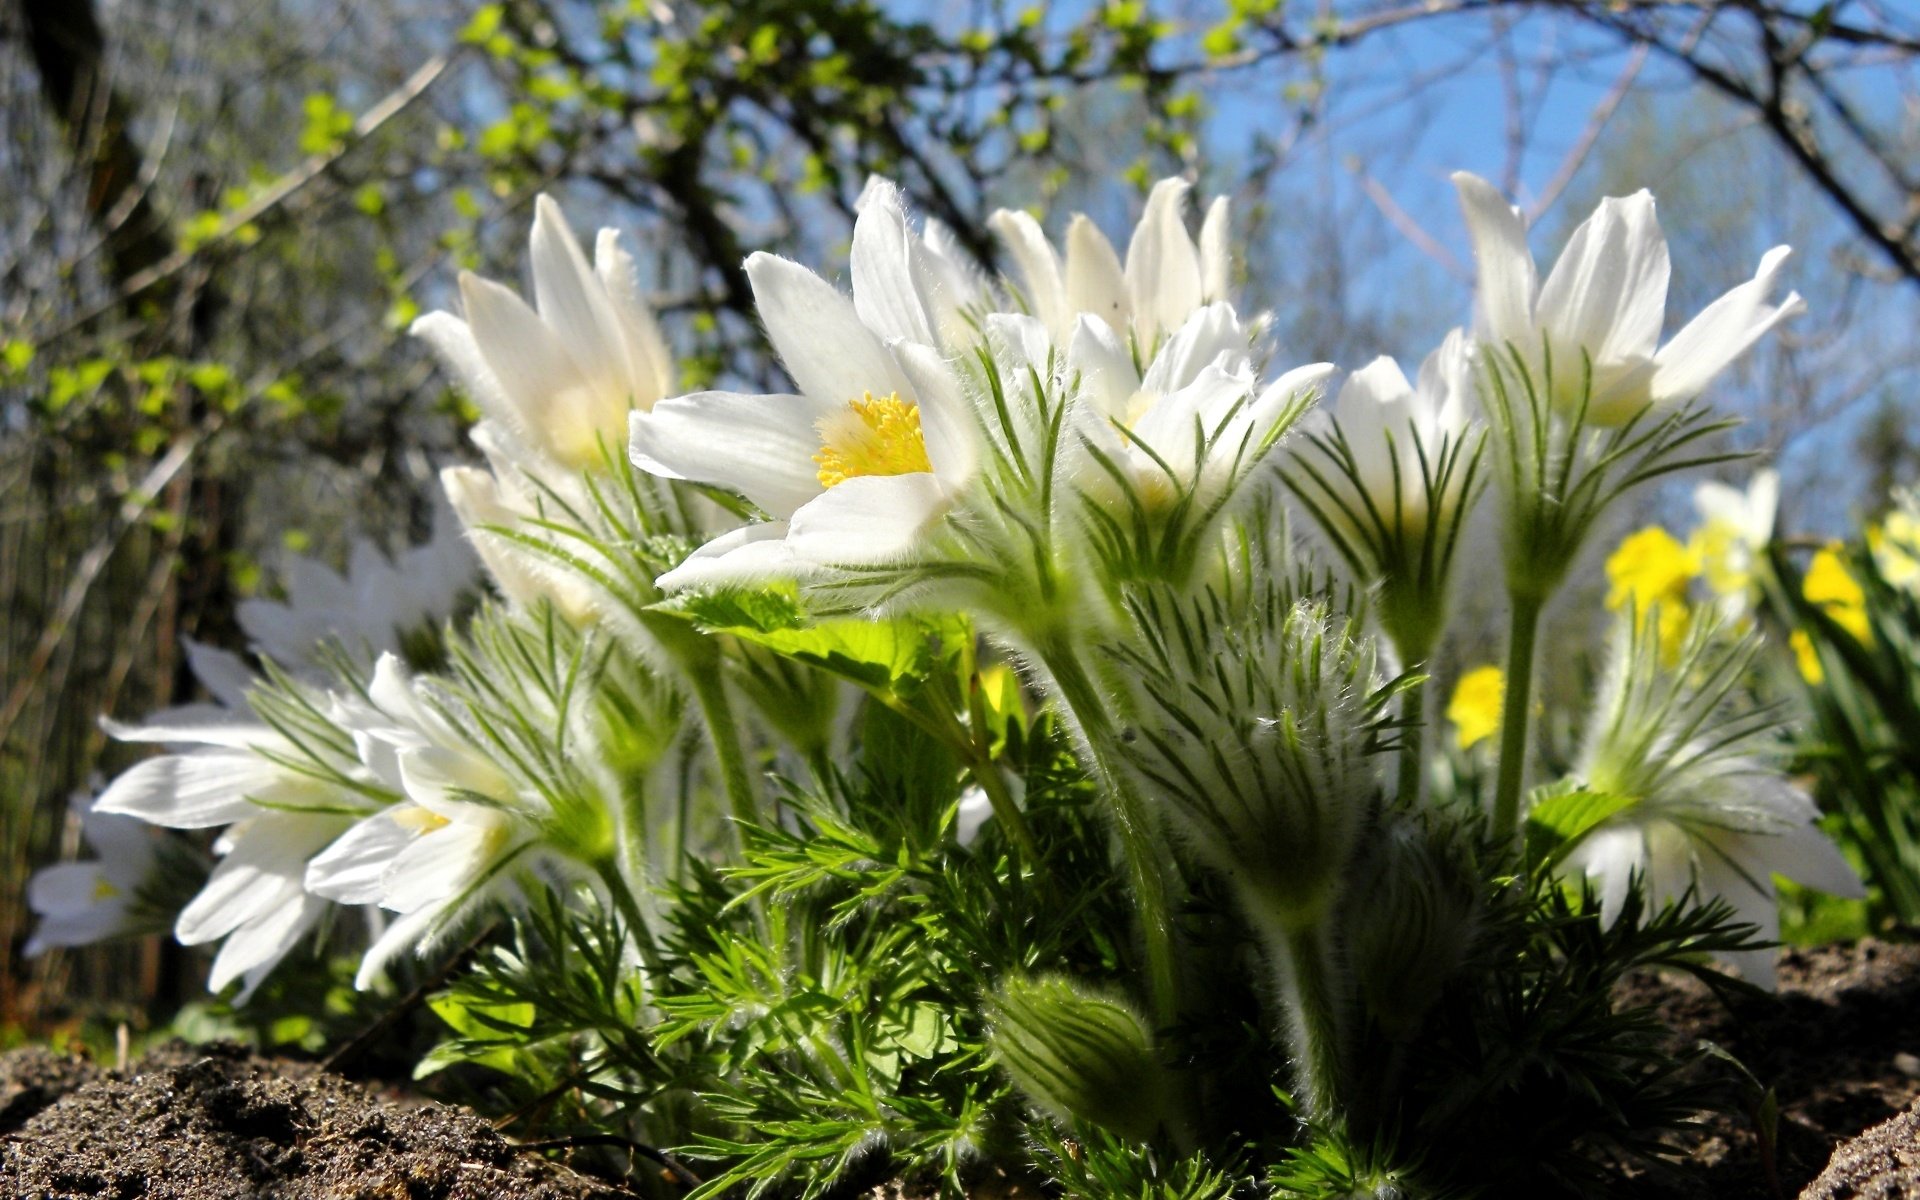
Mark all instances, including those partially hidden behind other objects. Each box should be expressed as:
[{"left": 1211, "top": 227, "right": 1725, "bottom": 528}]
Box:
[
  {"left": 1038, "top": 638, "right": 1181, "bottom": 1034},
  {"left": 1491, "top": 591, "right": 1544, "bottom": 843},
  {"left": 1395, "top": 679, "right": 1427, "bottom": 809},
  {"left": 1257, "top": 913, "right": 1347, "bottom": 1127}
]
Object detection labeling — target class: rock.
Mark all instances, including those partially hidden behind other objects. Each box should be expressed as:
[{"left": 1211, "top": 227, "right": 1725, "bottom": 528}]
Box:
[{"left": 1801, "top": 1100, "right": 1920, "bottom": 1199}]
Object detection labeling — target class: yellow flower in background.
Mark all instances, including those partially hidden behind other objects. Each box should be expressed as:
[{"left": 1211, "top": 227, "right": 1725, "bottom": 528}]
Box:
[
  {"left": 1447, "top": 666, "right": 1505, "bottom": 751},
  {"left": 1606, "top": 526, "right": 1697, "bottom": 662},
  {"left": 1790, "top": 630, "right": 1824, "bottom": 685},
  {"left": 1805, "top": 543, "right": 1870, "bottom": 643},
  {"left": 1605, "top": 527, "right": 1697, "bottom": 612}
]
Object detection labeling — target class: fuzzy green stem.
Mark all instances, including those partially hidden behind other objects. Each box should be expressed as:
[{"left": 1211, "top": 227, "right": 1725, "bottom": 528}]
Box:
[
  {"left": 1039, "top": 639, "right": 1181, "bottom": 1034},
  {"left": 594, "top": 858, "right": 663, "bottom": 974},
  {"left": 1490, "top": 591, "right": 1544, "bottom": 843},
  {"left": 686, "top": 662, "right": 759, "bottom": 838},
  {"left": 1266, "top": 915, "right": 1346, "bottom": 1126},
  {"left": 968, "top": 750, "right": 1044, "bottom": 865},
  {"left": 1395, "top": 680, "right": 1426, "bottom": 809},
  {"left": 640, "top": 614, "right": 762, "bottom": 845}
]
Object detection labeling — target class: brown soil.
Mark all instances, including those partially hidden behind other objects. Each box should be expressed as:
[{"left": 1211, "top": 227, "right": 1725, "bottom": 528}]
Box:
[
  {"left": 1617, "top": 938, "right": 1920, "bottom": 1200},
  {"left": 2, "top": 941, "right": 1915, "bottom": 1199},
  {"left": 0, "top": 1040, "right": 635, "bottom": 1199}
]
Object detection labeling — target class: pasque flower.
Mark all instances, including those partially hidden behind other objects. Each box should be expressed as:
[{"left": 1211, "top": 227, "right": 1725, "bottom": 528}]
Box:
[
  {"left": 92, "top": 641, "right": 383, "bottom": 999},
  {"left": 24, "top": 791, "right": 163, "bottom": 956},
  {"left": 413, "top": 194, "right": 675, "bottom": 471},
  {"left": 630, "top": 184, "right": 978, "bottom": 589},
  {"left": 1282, "top": 329, "right": 1481, "bottom": 662},
  {"left": 989, "top": 177, "right": 1231, "bottom": 350},
  {"left": 1558, "top": 612, "right": 1863, "bottom": 987},
  {"left": 1453, "top": 172, "right": 1804, "bottom": 426},
  {"left": 306, "top": 653, "right": 588, "bottom": 989},
  {"left": 235, "top": 503, "right": 476, "bottom": 674}
]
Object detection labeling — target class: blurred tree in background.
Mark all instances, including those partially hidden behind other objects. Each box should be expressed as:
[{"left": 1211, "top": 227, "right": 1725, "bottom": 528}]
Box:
[{"left": 2, "top": 0, "right": 1915, "bottom": 1028}]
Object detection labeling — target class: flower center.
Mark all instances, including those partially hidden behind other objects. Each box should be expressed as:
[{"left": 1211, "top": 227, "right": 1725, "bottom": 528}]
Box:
[{"left": 814, "top": 391, "right": 931, "bottom": 489}]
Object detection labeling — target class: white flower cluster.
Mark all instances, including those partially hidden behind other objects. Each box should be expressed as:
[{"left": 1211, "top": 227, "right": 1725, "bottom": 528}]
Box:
[{"left": 27, "top": 170, "right": 1850, "bottom": 1002}]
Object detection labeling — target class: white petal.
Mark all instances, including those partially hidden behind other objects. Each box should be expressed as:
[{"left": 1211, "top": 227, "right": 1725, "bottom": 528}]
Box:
[
  {"left": 851, "top": 184, "right": 937, "bottom": 347},
  {"left": 656, "top": 522, "right": 809, "bottom": 591},
  {"left": 1066, "top": 314, "right": 1138, "bottom": 420},
  {"left": 27, "top": 862, "right": 116, "bottom": 917},
  {"left": 989, "top": 209, "right": 1067, "bottom": 335},
  {"left": 1565, "top": 823, "right": 1645, "bottom": 926},
  {"left": 103, "top": 707, "right": 267, "bottom": 750},
  {"left": 1139, "top": 302, "right": 1246, "bottom": 396},
  {"left": 955, "top": 786, "right": 994, "bottom": 849},
  {"left": 594, "top": 228, "right": 676, "bottom": 410},
  {"left": 307, "top": 812, "right": 415, "bottom": 904},
  {"left": 1247, "top": 361, "right": 1337, "bottom": 433},
  {"left": 95, "top": 751, "right": 283, "bottom": 829},
  {"left": 210, "top": 893, "right": 326, "bottom": 1000},
  {"left": 25, "top": 901, "right": 128, "bottom": 957},
  {"left": 530, "top": 195, "right": 632, "bottom": 404},
  {"left": 890, "top": 342, "right": 979, "bottom": 491},
  {"left": 410, "top": 312, "right": 519, "bottom": 442},
  {"left": 746, "top": 253, "right": 907, "bottom": 405},
  {"left": 1198, "top": 195, "right": 1231, "bottom": 302},
  {"left": 176, "top": 813, "right": 339, "bottom": 944},
  {"left": 1125, "top": 178, "right": 1204, "bottom": 348},
  {"left": 1536, "top": 191, "right": 1670, "bottom": 365},
  {"left": 1064, "top": 216, "right": 1130, "bottom": 337},
  {"left": 183, "top": 639, "right": 256, "bottom": 708},
  {"left": 786, "top": 473, "right": 949, "bottom": 565},
  {"left": 628, "top": 391, "right": 836, "bottom": 519},
  {"left": 1451, "top": 172, "right": 1539, "bottom": 351},
  {"left": 1650, "top": 247, "right": 1804, "bottom": 405},
  {"left": 383, "top": 817, "right": 506, "bottom": 913},
  {"left": 1333, "top": 356, "right": 1417, "bottom": 501},
  {"left": 397, "top": 743, "right": 514, "bottom": 815},
  {"left": 355, "top": 904, "right": 442, "bottom": 990},
  {"left": 458, "top": 272, "right": 593, "bottom": 450}
]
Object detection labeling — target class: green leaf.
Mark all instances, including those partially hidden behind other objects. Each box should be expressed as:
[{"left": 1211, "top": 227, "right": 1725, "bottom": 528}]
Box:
[
  {"left": 658, "top": 587, "right": 968, "bottom": 699},
  {"left": 1526, "top": 782, "right": 1637, "bottom": 869}
]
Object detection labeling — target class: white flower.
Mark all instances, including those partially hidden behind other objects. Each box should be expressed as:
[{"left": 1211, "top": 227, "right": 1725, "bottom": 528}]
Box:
[
  {"left": 1690, "top": 469, "right": 1779, "bottom": 615},
  {"left": 630, "top": 185, "right": 979, "bottom": 590},
  {"left": 1301, "top": 329, "right": 1475, "bottom": 539},
  {"left": 1557, "top": 612, "right": 1863, "bottom": 988},
  {"left": 989, "top": 177, "right": 1232, "bottom": 349},
  {"left": 235, "top": 502, "right": 475, "bottom": 673},
  {"left": 854, "top": 175, "right": 988, "bottom": 351},
  {"left": 1066, "top": 302, "right": 1332, "bottom": 515},
  {"left": 91, "top": 645, "right": 381, "bottom": 1000},
  {"left": 440, "top": 448, "right": 600, "bottom": 625},
  {"left": 24, "top": 791, "right": 162, "bottom": 956},
  {"left": 305, "top": 655, "right": 564, "bottom": 989},
  {"left": 1453, "top": 172, "right": 1804, "bottom": 426},
  {"left": 413, "top": 194, "right": 675, "bottom": 470}
]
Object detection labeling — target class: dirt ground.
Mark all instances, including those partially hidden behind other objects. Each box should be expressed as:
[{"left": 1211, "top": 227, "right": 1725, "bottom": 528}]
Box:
[
  {"left": 2, "top": 939, "right": 1916, "bottom": 1199},
  {"left": 1618, "top": 938, "right": 1920, "bottom": 1200},
  {"left": 0, "top": 1040, "right": 639, "bottom": 1199}
]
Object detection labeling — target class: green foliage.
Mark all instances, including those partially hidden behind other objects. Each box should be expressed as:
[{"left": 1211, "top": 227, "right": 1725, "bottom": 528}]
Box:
[{"left": 1767, "top": 533, "right": 1920, "bottom": 923}]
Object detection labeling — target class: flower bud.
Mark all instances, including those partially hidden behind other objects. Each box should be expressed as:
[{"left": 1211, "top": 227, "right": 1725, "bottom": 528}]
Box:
[{"left": 986, "top": 974, "right": 1168, "bottom": 1142}]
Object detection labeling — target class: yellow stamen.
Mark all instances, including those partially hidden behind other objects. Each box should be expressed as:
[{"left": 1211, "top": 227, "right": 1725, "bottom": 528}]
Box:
[
  {"left": 92, "top": 877, "right": 120, "bottom": 902},
  {"left": 393, "top": 805, "right": 452, "bottom": 834},
  {"left": 814, "top": 391, "right": 932, "bottom": 488}
]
